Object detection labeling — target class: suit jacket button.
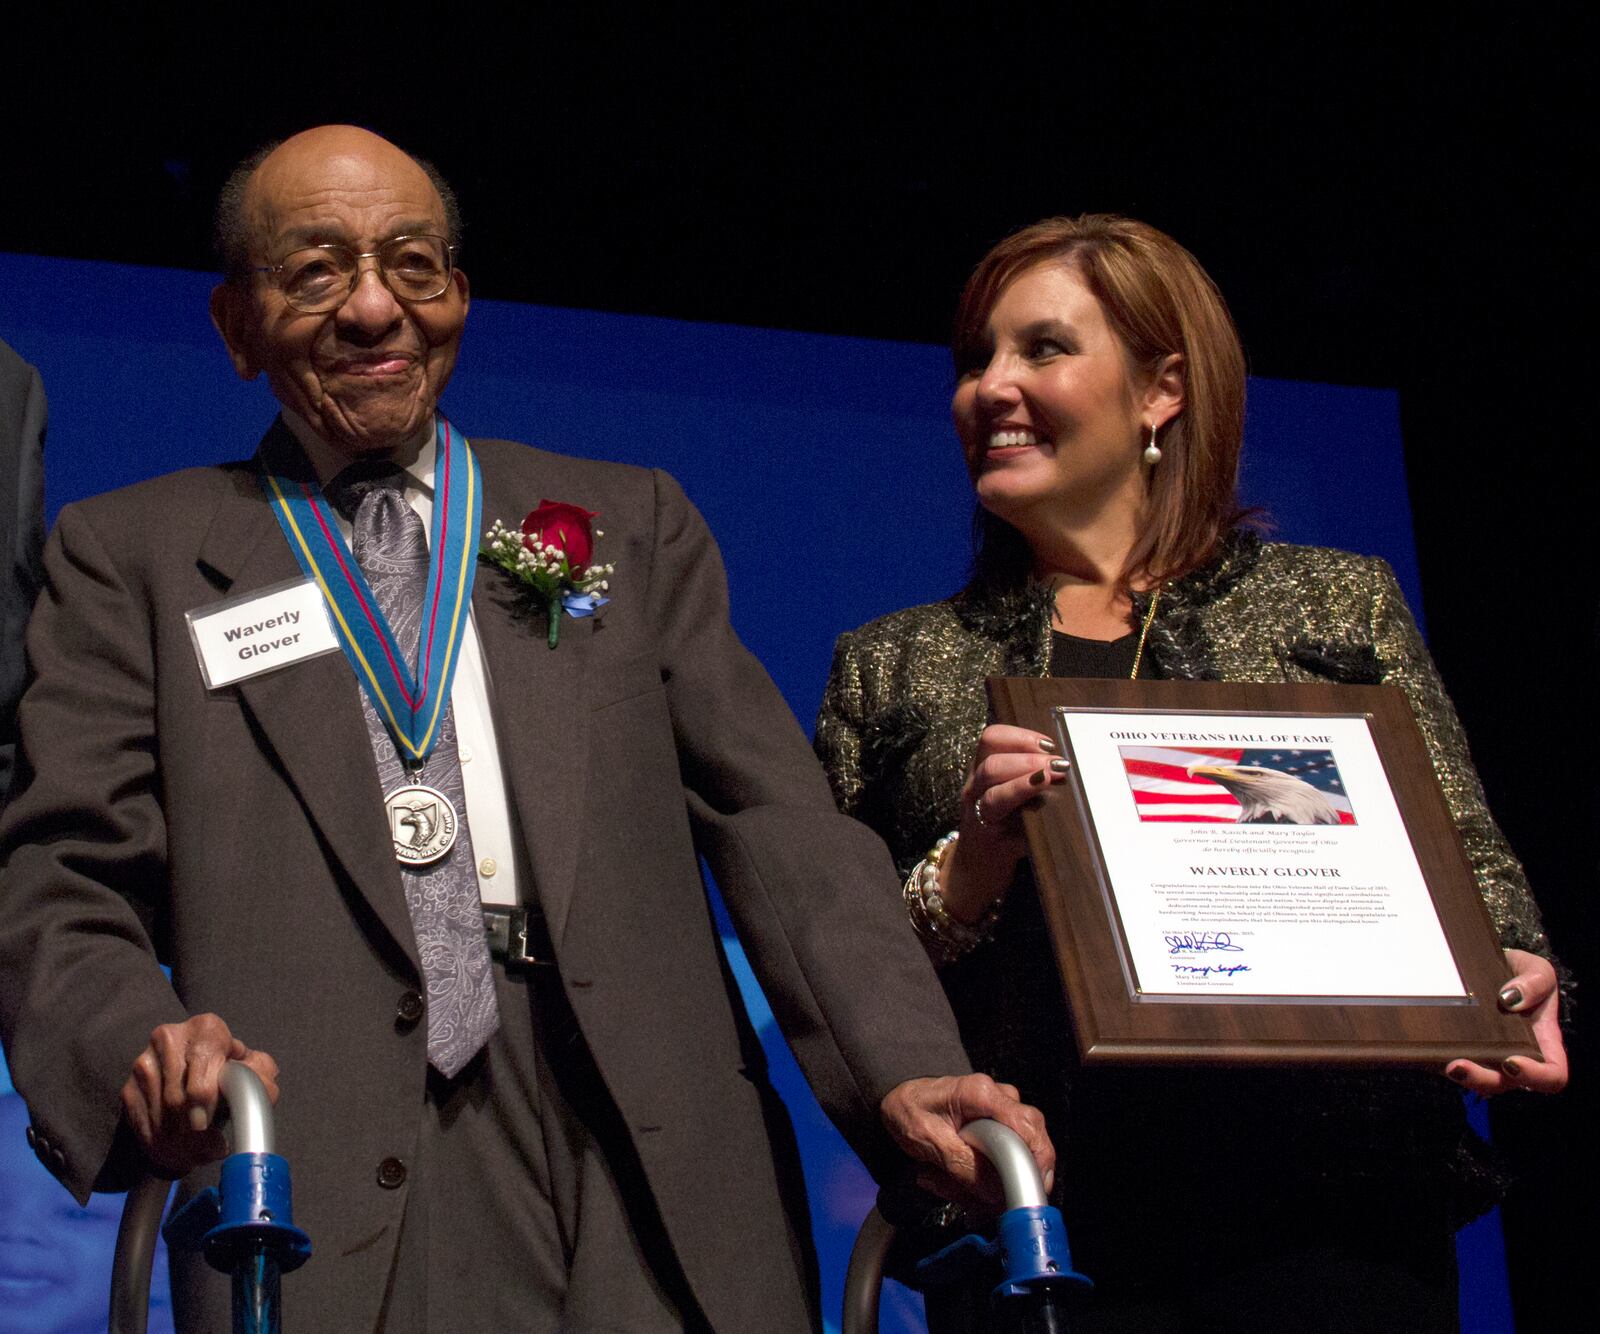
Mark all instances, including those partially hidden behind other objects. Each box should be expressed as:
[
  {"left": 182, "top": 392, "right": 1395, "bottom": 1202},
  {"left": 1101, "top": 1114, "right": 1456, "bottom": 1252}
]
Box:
[
  {"left": 50, "top": 1147, "right": 67, "bottom": 1172},
  {"left": 377, "top": 1157, "right": 407, "bottom": 1189},
  {"left": 396, "top": 991, "right": 424, "bottom": 1025},
  {"left": 25, "top": 1125, "right": 37, "bottom": 1149}
]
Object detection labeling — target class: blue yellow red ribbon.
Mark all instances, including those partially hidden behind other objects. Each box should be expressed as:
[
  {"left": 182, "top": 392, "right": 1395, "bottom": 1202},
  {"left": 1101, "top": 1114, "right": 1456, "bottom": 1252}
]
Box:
[{"left": 260, "top": 419, "right": 480, "bottom": 764}]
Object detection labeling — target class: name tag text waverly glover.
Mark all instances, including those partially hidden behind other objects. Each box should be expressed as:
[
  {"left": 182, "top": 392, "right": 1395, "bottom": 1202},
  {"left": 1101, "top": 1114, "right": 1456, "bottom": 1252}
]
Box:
[{"left": 186, "top": 577, "right": 341, "bottom": 689}]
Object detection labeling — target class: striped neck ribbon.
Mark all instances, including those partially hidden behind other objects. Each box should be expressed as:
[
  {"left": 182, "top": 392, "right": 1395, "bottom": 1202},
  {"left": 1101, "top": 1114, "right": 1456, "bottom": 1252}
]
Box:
[{"left": 260, "top": 418, "right": 481, "bottom": 765}]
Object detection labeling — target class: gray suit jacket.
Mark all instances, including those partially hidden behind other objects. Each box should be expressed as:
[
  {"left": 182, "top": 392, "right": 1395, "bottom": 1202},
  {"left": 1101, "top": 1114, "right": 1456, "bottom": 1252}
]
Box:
[
  {"left": 0, "top": 423, "right": 970, "bottom": 1332},
  {"left": 0, "top": 339, "right": 46, "bottom": 801}
]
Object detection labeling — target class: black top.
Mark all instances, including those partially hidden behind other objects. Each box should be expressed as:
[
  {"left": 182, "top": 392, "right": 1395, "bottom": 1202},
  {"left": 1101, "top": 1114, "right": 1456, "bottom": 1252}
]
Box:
[{"left": 1048, "top": 630, "right": 1139, "bottom": 680}]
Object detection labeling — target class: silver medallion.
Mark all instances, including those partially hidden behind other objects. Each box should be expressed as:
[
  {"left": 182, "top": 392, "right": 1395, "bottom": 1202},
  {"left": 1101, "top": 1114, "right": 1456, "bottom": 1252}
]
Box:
[{"left": 384, "top": 783, "right": 459, "bottom": 865}]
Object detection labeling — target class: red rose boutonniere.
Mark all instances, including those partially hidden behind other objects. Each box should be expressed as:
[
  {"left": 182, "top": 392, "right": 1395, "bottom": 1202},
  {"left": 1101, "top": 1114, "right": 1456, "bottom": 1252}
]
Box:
[{"left": 481, "top": 499, "right": 615, "bottom": 648}]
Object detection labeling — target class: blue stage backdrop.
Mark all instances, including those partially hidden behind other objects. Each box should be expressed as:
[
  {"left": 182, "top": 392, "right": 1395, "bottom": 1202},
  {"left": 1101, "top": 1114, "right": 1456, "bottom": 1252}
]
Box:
[{"left": 0, "top": 252, "right": 1509, "bottom": 1333}]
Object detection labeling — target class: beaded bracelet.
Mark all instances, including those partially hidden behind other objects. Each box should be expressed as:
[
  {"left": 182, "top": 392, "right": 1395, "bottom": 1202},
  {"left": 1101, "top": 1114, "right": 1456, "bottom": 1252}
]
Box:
[{"left": 903, "top": 830, "right": 1002, "bottom": 966}]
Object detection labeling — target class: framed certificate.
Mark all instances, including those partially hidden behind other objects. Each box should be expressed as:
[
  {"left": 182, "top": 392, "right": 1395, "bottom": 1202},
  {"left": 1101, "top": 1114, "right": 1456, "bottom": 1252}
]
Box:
[{"left": 987, "top": 678, "right": 1539, "bottom": 1068}]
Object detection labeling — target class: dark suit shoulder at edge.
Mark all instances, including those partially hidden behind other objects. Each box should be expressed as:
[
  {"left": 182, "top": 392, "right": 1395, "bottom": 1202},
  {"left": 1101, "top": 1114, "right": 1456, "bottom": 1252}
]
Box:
[
  {"left": 0, "top": 337, "right": 34, "bottom": 384},
  {"left": 55, "top": 459, "right": 257, "bottom": 525},
  {"left": 468, "top": 436, "right": 658, "bottom": 490}
]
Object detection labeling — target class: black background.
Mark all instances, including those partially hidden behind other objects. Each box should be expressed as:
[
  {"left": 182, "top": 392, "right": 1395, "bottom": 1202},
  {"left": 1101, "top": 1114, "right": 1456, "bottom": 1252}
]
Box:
[{"left": 7, "top": 6, "right": 1591, "bottom": 1325}]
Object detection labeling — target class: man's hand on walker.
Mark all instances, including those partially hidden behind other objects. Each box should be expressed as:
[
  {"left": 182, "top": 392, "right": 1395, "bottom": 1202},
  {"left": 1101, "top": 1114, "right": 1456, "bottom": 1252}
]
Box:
[
  {"left": 120, "top": 1012, "right": 281, "bottom": 1177},
  {"left": 880, "top": 1072, "right": 1056, "bottom": 1212}
]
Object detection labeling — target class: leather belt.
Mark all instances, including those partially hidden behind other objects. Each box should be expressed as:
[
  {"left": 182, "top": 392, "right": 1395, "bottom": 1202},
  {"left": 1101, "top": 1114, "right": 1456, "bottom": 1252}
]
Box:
[{"left": 482, "top": 905, "right": 555, "bottom": 968}]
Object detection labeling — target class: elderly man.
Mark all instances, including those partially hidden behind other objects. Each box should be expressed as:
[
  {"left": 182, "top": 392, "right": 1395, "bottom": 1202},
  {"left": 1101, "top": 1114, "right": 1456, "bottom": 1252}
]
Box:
[{"left": 0, "top": 126, "right": 1048, "bottom": 1331}]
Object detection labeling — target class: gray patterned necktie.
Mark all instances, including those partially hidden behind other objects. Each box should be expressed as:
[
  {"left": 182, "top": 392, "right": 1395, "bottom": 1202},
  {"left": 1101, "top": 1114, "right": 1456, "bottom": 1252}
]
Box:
[{"left": 331, "top": 462, "right": 500, "bottom": 1078}]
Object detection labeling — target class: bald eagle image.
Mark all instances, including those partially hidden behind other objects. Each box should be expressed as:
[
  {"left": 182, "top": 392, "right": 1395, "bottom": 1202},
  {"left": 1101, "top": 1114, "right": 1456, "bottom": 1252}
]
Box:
[
  {"left": 395, "top": 799, "right": 439, "bottom": 849},
  {"left": 1186, "top": 763, "right": 1343, "bottom": 825}
]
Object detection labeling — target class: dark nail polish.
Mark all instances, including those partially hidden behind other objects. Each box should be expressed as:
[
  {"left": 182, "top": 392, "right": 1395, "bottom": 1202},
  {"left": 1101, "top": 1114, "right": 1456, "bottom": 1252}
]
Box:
[
  {"left": 1446, "top": 1065, "right": 1469, "bottom": 1083},
  {"left": 1499, "top": 986, "right": 1523, "bottom": 1010},
  {"left": 1037, "top": 737, "right": 1059, "bottom": 754},
  {"left": 1029, "top": 769, "right": 1047, "bottom": 786},
  {"left": 1048, "top": 758, "right": 1070, "bottom": 774},
  {"left": 1501, "top": 1060, "right": 1521, "bottom": 1079}
]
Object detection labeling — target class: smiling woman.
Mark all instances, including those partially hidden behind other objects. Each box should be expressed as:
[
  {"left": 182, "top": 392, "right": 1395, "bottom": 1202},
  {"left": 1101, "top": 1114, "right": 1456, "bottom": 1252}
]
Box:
[
  {"left": 954, "top": 262, "right": 1169, "bottom": 574},
  {"left": 815, "top": 214, "right": 1567, "bottom": 1333},
  {"left": 950, "top": 218, "right": 1247, "bottom": 631}
]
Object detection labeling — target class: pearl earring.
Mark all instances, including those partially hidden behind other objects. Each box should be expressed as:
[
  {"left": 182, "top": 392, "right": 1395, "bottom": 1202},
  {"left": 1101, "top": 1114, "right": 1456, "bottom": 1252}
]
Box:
[{"left": 1142, "top": 424, "right": 1162, "bottom": 466}]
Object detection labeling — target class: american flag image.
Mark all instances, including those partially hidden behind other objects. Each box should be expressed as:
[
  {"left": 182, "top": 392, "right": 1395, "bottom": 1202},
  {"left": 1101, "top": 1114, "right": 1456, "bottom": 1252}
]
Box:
[{"left": 1118, "top": 746, "right": 1357, "bottom": 825}]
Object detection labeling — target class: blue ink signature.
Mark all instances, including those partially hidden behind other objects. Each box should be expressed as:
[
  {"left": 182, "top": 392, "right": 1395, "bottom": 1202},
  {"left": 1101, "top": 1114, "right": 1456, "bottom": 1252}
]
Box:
[
  {"left": 1171, "top": 963, "right": 1252, "bottom": 978},
  {"left": 1163, "top": 930, "right": 1243, "bottom": 954}
]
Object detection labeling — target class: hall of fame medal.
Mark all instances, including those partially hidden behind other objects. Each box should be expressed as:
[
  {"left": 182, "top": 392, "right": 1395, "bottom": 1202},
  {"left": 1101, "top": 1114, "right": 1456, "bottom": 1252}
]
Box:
[{"left": 385, "top": 784, "right": 458, "bottom": 865}]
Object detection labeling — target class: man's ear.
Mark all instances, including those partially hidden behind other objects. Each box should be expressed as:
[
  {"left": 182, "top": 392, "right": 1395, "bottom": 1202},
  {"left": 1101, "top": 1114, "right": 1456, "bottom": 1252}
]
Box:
[
  {"left": 209, "top": 282, "right": 260, "bottom": 381},
  {"left": 1143, "top": 352, "right": 1185, "bottom": 430},
  {"left": 452, "top": 266, "right": 470, "bottom": 317}
]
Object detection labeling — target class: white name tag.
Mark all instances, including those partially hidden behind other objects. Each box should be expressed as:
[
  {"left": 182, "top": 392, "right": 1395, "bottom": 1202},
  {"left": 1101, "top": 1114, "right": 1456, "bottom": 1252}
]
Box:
[{"left": 187, "top": 577, "right": 341, "bottom": 689}]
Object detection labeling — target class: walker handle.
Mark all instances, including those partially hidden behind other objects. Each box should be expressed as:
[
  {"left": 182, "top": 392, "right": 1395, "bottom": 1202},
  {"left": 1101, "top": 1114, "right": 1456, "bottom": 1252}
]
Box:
[
  {"left": 840, "top": 1118, "right": 1088, "bottom": 1334},
  {"left": 109, "top": 1062, "right": 311, "bottom": 1334}
]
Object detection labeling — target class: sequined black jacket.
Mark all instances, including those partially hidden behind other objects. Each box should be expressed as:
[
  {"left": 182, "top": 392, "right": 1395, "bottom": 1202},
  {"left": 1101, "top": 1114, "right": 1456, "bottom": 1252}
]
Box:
[
  {"left": 817, "top": 531, "right": 1548, "bottom": 958},
  {"left": 815, "top": 533, "right": 1551, "bottom": 1239}
]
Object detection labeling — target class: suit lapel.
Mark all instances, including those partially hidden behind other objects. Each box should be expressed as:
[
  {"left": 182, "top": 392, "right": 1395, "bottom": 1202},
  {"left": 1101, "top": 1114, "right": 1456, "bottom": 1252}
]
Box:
[
  {"left": 470, "top": 447, "right": 591, "bottom": 946},
  {"left": 198, "top": 427, "right": 419, "bottom": 973}
]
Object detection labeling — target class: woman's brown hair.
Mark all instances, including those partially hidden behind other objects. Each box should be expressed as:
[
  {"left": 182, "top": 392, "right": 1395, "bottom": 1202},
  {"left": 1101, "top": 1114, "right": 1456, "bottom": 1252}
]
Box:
[{"left": 954, "top": 215, "right": 1249, "bottom": 595}]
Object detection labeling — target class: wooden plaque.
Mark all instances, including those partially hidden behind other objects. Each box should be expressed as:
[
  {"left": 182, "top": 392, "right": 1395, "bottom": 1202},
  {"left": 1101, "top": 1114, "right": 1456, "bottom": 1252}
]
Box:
[{"left": 987, "top": 677, "right": 1538, "bottom": 1068}]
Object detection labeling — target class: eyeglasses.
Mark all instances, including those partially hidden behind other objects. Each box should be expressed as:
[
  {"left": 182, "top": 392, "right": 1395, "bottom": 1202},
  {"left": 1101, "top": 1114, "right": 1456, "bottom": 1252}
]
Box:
[{"left": 253, "top": 235, "right": 457, "bottom": 314}]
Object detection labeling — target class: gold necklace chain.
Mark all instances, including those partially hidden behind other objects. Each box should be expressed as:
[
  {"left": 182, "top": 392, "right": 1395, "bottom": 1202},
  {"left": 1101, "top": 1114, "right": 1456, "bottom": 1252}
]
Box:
[{"left": 1129, "top": 584, "right": 1163, "bottom": 681}]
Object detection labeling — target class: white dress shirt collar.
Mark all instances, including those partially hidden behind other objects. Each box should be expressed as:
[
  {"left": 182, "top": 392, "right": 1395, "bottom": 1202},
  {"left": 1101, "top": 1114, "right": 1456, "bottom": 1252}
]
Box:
[{"left": 280, "top": 408, "right": 436, "bottom": 497}]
